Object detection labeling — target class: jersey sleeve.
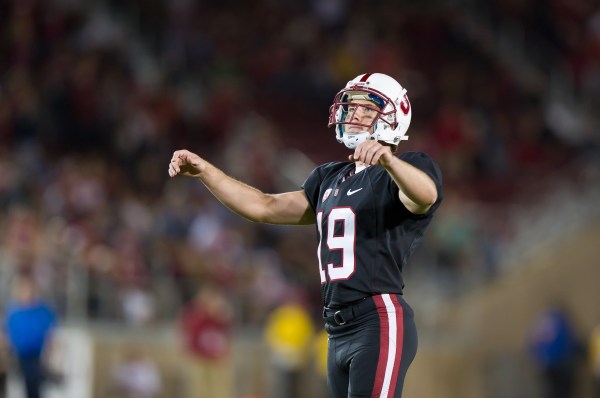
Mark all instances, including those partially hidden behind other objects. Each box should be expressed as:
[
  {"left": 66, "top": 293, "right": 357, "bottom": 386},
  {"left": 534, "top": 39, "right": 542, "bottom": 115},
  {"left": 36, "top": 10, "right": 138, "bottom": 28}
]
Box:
[
  {"left": 395, "top": 151, "right": 444, "bottom": 217},
  {"left": 301, "top": 164, "right": 326, "bottom": 212}
]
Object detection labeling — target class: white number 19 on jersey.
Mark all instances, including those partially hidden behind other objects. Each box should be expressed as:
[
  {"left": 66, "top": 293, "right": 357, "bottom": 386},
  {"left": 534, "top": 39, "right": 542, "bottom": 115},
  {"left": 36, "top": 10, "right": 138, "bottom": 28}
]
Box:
[{"left": 316, "top": 207, "right": 356, "bottom": 283}]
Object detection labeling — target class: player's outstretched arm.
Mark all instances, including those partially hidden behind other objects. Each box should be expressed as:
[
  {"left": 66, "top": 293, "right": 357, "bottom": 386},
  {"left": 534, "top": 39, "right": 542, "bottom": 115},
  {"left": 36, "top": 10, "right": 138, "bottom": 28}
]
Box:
[{"left": 168, "top": 150, "right": 315, "bottom": 225}]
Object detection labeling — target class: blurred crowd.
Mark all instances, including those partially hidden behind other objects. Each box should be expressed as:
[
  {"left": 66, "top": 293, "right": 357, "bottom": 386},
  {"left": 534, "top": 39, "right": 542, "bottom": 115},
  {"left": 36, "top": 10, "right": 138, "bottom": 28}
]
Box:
[{"left": 0, "top": 0, "right": 598, "bottom": 330}]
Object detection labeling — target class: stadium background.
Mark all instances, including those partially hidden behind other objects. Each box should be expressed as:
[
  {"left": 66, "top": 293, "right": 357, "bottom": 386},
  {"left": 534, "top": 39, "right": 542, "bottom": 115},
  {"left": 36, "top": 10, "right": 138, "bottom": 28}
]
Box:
[{"left": 0, "top": 0, "right": 599, "bottom": 397}]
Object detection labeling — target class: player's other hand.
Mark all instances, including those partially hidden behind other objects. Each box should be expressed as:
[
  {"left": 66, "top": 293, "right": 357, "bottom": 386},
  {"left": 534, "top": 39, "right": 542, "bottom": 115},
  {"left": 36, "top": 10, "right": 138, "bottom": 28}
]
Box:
[
  {"left": 168, "top": 149, "right": 206, "bottom": 177},
  {"left": 349, "top": 140, "right": 394, "bottom": 166}
]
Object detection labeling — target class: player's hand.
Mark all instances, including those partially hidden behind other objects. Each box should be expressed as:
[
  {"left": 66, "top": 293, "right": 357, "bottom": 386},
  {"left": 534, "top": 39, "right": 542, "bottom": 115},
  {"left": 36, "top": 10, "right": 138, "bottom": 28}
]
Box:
[
  {"left": 168, "top": 149, "right": 207, "bottom": 177},
  {"left": 349, "top": 140, "right": 394, "bottom": 166}
]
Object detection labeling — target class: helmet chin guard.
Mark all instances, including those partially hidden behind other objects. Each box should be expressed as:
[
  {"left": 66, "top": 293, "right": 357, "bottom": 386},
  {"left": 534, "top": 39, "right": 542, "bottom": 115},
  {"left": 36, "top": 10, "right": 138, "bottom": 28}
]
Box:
[
  {"left": 329, "top": 73, "right": 412, "bottom": 150},
  {"left": 339, "top": 131, "right": 371, "bottom": 149}
]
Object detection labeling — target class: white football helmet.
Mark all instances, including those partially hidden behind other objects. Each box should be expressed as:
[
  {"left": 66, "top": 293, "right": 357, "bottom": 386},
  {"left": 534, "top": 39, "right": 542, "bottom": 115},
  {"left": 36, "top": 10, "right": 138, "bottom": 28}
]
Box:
[{"left": 328, "top": 73, "right": 412, "bottom": 149}]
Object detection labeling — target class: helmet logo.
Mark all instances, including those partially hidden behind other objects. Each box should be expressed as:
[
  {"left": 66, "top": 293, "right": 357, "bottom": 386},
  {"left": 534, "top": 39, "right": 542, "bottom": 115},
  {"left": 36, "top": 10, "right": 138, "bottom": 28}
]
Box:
[{"left": 400, "top": 94, "right": 410, "bottom": 115}]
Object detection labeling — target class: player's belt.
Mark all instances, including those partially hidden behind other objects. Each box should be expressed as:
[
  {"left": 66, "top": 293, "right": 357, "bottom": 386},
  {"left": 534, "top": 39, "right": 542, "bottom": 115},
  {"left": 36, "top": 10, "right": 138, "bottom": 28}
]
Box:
[{"left": 323, "top": 296, "right": 375, "bottom": 326}]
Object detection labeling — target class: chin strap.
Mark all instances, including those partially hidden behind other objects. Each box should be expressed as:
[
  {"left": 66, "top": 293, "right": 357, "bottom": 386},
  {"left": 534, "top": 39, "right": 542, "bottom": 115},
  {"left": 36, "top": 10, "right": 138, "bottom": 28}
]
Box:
[
  {"left": 339, "top": 131, "right": 371, "bottom": 149},
  {"left": 340, "top": 131, "right": 408, "bottom": 149}
]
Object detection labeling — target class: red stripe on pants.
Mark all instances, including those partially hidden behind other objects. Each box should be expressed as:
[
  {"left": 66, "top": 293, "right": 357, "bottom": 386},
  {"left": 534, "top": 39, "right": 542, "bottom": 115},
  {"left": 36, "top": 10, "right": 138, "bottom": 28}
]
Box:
[
  {"left": 389, "top": 295, "right": 404, "bottom": 396},
  {"left": 371, "top": 294, "right": 404, "bottom": 398}
]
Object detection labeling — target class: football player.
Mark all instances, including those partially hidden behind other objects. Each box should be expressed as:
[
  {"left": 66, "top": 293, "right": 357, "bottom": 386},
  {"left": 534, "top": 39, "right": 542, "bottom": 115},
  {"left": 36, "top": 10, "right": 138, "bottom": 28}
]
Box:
[{"left": 168, "top": 73, "right": 443, "bottom": 398}]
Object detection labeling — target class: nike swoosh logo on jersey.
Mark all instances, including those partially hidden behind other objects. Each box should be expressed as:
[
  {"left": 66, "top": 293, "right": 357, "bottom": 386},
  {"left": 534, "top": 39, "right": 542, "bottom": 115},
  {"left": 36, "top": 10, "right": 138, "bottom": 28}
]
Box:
[{"left": 347, "top": 188, "right": 363, "bottom": 196}]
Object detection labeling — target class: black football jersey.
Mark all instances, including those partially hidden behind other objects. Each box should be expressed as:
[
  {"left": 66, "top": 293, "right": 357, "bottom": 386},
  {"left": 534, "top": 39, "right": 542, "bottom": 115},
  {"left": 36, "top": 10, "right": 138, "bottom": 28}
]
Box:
[{"left": 302, "top": 151, "right": 443, "bottom": 308}]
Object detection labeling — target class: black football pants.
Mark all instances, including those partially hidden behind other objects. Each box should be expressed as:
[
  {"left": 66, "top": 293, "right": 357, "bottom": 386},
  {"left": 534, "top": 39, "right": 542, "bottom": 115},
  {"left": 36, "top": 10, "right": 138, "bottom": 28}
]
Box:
[{"left": 325, "top": 294, "right": 418, "bottom": 398}]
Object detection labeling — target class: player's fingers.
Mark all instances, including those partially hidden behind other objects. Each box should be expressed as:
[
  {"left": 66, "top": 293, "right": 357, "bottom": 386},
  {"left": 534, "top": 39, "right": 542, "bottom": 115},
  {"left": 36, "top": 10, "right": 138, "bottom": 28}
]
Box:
[
  {"left": 168, "top": 162, "right": 179, "bottom": 177},
  {"left": 367, "top": 151, "right": 378, "bottom": 165},
  {"left": 172, "top": 149, "right": 190, "bottom": 163},
  {"left": 172, "top": 151, "right": 193, "bottom": 169},
  {"left": 180, "top": 151, "right": 197, "bottom": 167},
  {"left": 354, "top": 141, "right": 373, "bottom": 161},
  {"left": 170, "top": 152, "right": 182, "bottom": 166},
  {"left": 367, "top": 143, "right": 389, "bottom": 165},
  {"left": 168, "top": 155, "right": 177, "bottom": 176},
  {"left": 370, "top": 148, "right": 385, "bottom": 166},
  {"left": 169, "top": 150, "right": 199, "bottom": 177},
  {"left": 362, "top": 143, "right": 378, "bottom": 165},
  {"left": 352, "top": 146, "right": 362, "bottom": 161},
  {"left": 377, "top": 149, "right": 394, "bottom": 166},
  {"left": 375, "top": 145, "right": 392, "bottom": 165}
]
